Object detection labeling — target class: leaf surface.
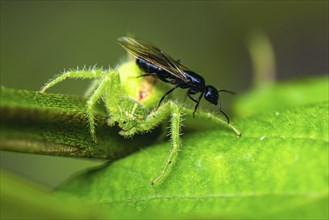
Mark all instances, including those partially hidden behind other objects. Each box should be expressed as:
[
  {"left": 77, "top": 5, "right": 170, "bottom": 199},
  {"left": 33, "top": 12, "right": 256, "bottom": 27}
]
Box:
[
  {"left": 56, "top": 76, "right": 329, "bottom": 218},
  {"left": 0, "top": 87, "right": 160, "bottom": 159}
]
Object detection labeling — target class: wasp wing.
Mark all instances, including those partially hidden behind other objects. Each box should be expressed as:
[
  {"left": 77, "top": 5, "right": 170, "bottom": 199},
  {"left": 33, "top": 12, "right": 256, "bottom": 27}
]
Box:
[{"left": 118, "top": 36, "right": 191, "bottom": 83}]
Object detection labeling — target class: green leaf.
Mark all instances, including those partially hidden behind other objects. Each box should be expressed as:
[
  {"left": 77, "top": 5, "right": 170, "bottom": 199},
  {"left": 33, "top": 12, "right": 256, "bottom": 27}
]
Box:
[
  {"left": 0, "top": 87, "right": 161, "bottom": 159},
  {"left": 0, "top": 169, "right": 108, "bottom": 219},
  {"left": 234, "top": 75, "right": 329, "bottom": 117},
  {"left": 56, "top": 76, "right": 329, "bottom": 218}
]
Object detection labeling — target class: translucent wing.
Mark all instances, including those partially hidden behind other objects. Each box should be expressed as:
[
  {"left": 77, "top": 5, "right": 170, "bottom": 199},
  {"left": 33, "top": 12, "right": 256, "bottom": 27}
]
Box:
[{"left": 118, "top": 36, "right": 190, "bottom": 83}]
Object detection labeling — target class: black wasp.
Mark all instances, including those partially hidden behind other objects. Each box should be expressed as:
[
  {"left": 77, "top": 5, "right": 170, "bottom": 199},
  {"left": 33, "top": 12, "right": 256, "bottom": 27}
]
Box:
[{"left": 118, "top": 36, "right": 235, "bottom": 124}]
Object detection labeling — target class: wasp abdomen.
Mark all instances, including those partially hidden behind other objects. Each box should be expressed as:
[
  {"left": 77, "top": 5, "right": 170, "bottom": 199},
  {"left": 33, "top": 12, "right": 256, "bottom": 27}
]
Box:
[{"left": 136, "top": 57, "right": 170, "bottom": 77}]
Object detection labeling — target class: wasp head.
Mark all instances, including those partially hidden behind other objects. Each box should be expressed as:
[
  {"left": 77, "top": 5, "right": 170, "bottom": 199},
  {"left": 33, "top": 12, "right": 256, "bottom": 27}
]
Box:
[{"left": 204, "top": 85, "right": 219, "bottom": 105}]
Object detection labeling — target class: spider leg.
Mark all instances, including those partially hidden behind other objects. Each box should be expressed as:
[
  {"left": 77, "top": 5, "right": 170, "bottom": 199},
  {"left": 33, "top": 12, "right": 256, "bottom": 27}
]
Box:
[
  {"left": 120, "top": 101, "right": 172, "bottom": 137},
  {"left": 84, "top": 78, "right": 101, "bottom": 97},
  {"left": 119, "top": 101, "right": 182, "bottom": 185},
  {"left": 151, "top": 102, "right": 181, "bottom": 185},
  {"left": 86, "top": 72, "right": 114, "bottom": 143},
  {"left": 40, "top": 69, "right": 104, "bottom": 93},
  {"left": 181, "top": 106, "right": 241, "bottom": 136}
]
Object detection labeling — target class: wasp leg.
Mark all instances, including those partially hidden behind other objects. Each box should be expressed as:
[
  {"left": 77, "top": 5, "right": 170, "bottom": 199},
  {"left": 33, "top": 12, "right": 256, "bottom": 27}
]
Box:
[
  {"left": 187, "top": 92, "right": 197, "bottom": 103},
  {"left": 192, "top": 92, "right": 204, "bottom": 118},
  {"left": 158, "top": 86, "right": 177, "bottom": 108},
  {"left": 137, "top": 73, "right": 155, "bottom": 78}
]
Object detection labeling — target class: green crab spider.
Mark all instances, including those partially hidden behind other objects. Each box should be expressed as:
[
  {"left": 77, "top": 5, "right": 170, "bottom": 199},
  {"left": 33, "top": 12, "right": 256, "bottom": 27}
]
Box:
[{"left": 40, "top": 60, "right": 241, "bottom": 185}]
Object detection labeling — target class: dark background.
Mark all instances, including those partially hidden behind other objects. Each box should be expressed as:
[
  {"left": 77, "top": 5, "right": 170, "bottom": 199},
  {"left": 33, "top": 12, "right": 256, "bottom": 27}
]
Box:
[{"left": 1, "top": 1, "right": 328, "bottom": 187}]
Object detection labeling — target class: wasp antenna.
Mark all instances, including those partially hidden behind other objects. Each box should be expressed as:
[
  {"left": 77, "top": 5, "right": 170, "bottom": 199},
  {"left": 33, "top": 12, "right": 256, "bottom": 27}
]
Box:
[{"left": 218, "top": 89, "right": 236, "bottom": 95}]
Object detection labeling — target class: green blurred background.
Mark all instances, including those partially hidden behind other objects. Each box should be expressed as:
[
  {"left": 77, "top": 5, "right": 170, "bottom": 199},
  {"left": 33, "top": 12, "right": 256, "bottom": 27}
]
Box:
[{"left": 1, "top": 1, "right": 328, "bottom": 187}]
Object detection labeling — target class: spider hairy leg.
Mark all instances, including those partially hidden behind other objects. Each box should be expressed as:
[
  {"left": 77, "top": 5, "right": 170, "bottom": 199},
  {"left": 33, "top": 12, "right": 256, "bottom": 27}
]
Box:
[
  {"left": 181, "top": 106, "right": 241, "bottom": 136},
  {"left": 119, "top": 101, "right": 182, "bottom": 185},
  {"left": 86, "top": 70, "right": 122, "bottom": 143},
  {"left": 85, "top": 75, "right": 110, "bottom": 143},
  {"left": 40, "top": 68, "right": 104, "bottom": 93},
  {"left": 84, "top": 79, "right": 101, "bottom": 97},
  {"left": 40, "top": 68, "right": 123, "bottom": 143},
  {"left": 152, "top": 102, "right": 181, "bottom": 185}
]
